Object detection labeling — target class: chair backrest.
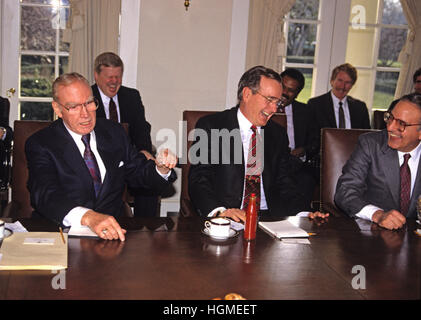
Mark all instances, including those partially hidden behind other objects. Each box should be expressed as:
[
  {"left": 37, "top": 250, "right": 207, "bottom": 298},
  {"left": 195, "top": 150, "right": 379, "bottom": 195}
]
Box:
[
  {"left": 180, "top": 110, "right": 216, "bottom": 217},
  {"left": 6, "top": 120, "right": 52, "bottom": 218},
  {"left": 320, "top": 128, "right": 376, "bottom": 214},
  {"left": 372, "top": 110, "right": 386, "bottom": 129}
]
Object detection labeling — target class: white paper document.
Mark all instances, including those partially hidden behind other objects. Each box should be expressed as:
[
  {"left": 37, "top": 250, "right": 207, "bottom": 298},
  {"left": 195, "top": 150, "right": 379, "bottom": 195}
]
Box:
[
  {"left": 68, "top": 225, "right": 98, "bottom": 238},
  {"left": 258, "top": 220, "right": 309, "bottom": 239}
]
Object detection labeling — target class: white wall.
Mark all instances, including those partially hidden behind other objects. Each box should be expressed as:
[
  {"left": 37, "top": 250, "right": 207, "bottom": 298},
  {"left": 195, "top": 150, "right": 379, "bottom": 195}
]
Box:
[{"left": 121, "top": 0, "right": 249, "bottom": 215}]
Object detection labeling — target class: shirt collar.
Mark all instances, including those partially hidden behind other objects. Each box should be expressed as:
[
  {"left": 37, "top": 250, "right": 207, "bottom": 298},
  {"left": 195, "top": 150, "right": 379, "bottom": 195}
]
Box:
[
  {"left": 397, "top": 140, "right": 421, "bottom": 162},
  {"left": 237, "top": 108, "right": 261, "bottom": 134},
  {"left": 97, "top": 85, "right": 117, "bottom": 104},
  {"left": 331, "top": 91, "right": 347, "bottom": 106}
]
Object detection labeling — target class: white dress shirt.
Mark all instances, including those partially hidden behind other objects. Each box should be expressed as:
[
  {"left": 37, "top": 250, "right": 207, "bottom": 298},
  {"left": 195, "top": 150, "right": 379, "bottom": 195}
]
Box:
[
  {"left": 208, "top": 109, "right": 268, "bottom": 217},
  {"left": 97, "top": 87, "right": 121, "bottom": 122},
  {"left": 331, "top": 92, "right": 351, "bottom": 129},
  {"left": 356, "top": 141, "right": 421, "bottom": 221}
]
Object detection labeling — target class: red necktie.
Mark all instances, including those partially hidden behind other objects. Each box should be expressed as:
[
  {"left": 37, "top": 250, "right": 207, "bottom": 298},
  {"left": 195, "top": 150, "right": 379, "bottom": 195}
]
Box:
[
  {"left": 109, "top": 97, "right": 118, "bottom": 122},
  {"left": 400, "top": 153, "right": 411, "bottom": 216},
  {"left": 82, "top": 134, "right": 102, "bottom": 197},
  {"left": 242, "top": 125, "right": 262, "bottom": 210}
]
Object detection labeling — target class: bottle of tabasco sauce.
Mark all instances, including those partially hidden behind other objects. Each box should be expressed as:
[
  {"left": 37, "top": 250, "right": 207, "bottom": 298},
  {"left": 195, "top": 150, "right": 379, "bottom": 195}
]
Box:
[{"left": 243, "top": 193, "right": 257, "bottom": 241}]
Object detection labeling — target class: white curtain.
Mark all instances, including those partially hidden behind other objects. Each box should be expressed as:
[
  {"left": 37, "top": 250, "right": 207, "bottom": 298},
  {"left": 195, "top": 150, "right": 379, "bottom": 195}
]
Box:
[
  {"left": 245, "top": 0, "right": 296, "bottom": 72},
  {"left": 68, "top": 0, "right": 121, "bottom": 83},
  {"left": 394, "top": 0, "right": 421, "bottom": 98}
]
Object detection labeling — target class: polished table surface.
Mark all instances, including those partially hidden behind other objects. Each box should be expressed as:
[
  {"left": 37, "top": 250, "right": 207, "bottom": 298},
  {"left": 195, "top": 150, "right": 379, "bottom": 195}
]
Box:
[{"left": 0, "top": 216, "right": 420, "bottom": 300}]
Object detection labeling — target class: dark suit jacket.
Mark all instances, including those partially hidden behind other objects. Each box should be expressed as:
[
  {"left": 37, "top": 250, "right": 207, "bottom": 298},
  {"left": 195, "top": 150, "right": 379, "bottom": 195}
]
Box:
[
  {"left": 289, "top": 100, "right": 318, "bottom": 160},
  {"left": 188, "top": 106, "right": 308, "bottom": 217},
  {"left": 92, "top": 84, "right": 152, "bottom": 153},
  {"left": 335, "top": 130, "right": 420, "bottom": 218},
  {"left": 307, "top": 91, "right": 371, "bottom": 130},
  {"left": 0, "top": 96, "right": 13, "bottom": 146},
  {"left": 26, "top": 118, "right": 176, "bottom": 226}
]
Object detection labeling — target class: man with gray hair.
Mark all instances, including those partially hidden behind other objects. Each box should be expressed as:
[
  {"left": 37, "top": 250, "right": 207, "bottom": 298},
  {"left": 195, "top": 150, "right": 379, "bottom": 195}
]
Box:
[
  {"left": 335, "top": 93, "right": 421, "bottom": 230},
  {"left": 92, "top": 52, "right": 158, "bottom": 217}
]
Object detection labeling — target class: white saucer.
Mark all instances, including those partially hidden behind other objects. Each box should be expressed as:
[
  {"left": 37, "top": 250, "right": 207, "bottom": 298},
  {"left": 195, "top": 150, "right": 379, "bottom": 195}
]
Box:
[{"left": 202, "top": 228, "right": 239, "bottom": 240}]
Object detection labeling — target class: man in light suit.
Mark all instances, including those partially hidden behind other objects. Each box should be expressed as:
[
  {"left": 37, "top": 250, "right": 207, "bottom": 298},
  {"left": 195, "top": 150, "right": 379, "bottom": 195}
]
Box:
[
  {"left": 26, "top": 73, "right": 177, "bottom": 240},
  {"left": 188, "top": 66, "right": 327, "bottom": 221},
  {"left": 92, "top": 52, "right": 158, "bottom": 217},
  {"left": 307, "top": 63, "right": 370, "bottom": 132},
  {"left": 335, "top": 93, "right": 421, "bottom": 230}
]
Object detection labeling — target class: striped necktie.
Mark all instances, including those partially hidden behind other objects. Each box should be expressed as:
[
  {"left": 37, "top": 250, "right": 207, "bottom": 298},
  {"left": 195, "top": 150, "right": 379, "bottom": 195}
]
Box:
[
  {"left": 81, "top": 134, "right": 102, "bottom": 197},
  {"left": 242, "top": 125, "right": 262, "bottom": 210},
  {"left": 109, "top": 97, "right": 118, "bottom": 122},
  {"left": 400, "top": 153, "right": 411, "bottom": 216}
]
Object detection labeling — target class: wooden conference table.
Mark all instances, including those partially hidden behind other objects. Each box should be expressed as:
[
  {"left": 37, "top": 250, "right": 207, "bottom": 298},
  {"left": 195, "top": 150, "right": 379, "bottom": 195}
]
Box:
[{"left": 0, "top": 215, "right": 419, "bottom": 300}]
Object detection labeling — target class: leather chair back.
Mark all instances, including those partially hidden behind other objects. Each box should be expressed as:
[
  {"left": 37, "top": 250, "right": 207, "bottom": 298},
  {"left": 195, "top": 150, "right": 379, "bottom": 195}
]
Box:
[
  {"left": 4, "top": 120, "right": 52, "bottom": 218},
  {"left": 320, "top": 128, "right": 376, "bottom": 215},
  {"left": 180, "top": 110, "right": 216, "bottom": 217},
  {"left": 372, "top": 110, "right": 386, "bottom": 129}
]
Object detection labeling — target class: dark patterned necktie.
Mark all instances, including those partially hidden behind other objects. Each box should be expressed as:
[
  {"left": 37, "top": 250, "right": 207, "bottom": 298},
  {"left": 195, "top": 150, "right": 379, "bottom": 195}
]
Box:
[
  {"left": 400, "top": 153, "right": 411, "bottom": 216},
  {"left": 81, "top": 134, "right": 102, "bottom": 197},
  {"left": 338, "top": 101, "right": 345, "bottom": 128},
  {"left": 109, "top": 97, "right": 118, "bottom": 122},
  {"left": 242, "top": 125, "right": 262, "bottom": 210}
]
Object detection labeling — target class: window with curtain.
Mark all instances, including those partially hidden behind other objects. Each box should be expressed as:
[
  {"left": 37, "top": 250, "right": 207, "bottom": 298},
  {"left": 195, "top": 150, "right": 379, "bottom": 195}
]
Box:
[
  {"left": 346, "top": 0, "right": 408, "bottom": 110},
  {"left": 282, "top": 0, "right": 320, "bottom": 103},
  {"left": 19, "top": 0, "right": 70, "bottom": 120}
]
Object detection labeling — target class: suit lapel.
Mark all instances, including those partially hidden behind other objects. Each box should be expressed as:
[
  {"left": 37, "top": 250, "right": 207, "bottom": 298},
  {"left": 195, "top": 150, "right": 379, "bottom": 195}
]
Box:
[
  {"left": 379, "top": 134, "right": 400, "bottom": 208},
  {"left": 92, "top": 84, "right": 107, "bottom": 119},
  {"left": 408, "top": 150, "right": 421, "bottom": 217},
  {"left": 325, "top": 92, "right": 337, "bottom": 128},
  {"left": 292, "top": 101, "right": 304, "bottom": 147},
  {"left": 348, "top": 98, "right": 359, "bottom": 128}
]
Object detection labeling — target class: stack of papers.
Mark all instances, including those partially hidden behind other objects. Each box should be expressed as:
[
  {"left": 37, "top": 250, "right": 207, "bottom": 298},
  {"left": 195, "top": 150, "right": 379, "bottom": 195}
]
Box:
[
  {"left": 68, "top": 225, "right": 98, "bottom": 238},
  {"left": 0, "top": 232, "right": 67, "bottom": 270},
  {"left": 258, "top": 220, "right": 309, "bottom": 239}
]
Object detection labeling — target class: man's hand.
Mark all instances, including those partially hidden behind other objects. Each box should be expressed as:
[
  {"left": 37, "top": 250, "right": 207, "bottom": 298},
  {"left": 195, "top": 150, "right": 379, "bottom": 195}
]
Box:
[
  {"left": 81, "top": 210, "right": 127, "bottom": 241},
  {"left": 155, "top": 148, "right": 178, "bottom": 174},
  {"left": 140, "top": 150, "right": 155, "bottom": 161},
  {"left": 218, "top": 208, "right": 246, "bottom": 223},
  {"left": 372, "top": 209, "right": 406, "bottom": 230},
  {"left": 291, "top": 147, "right": 305, "bottom": 158}
]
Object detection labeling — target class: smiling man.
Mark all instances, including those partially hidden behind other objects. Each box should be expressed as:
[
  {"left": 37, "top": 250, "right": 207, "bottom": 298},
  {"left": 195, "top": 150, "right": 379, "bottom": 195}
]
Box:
[
  {"left": 188, "top": 66, "right": 320, "bottom": 221},
  {"left": 335, "top": 93, "right": 421, "bottom": 230},
  {"left": 307, "top": 63, "right": 370, "bottom": 132},
  {"left": 26, "top": 73, "right": 177, "bottom": 240}
]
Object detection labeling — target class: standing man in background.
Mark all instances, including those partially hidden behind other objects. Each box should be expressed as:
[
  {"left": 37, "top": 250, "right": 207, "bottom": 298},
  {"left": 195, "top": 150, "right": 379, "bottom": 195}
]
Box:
[{"left": 92, "top": 52, "right": 159, "bottom": 217}]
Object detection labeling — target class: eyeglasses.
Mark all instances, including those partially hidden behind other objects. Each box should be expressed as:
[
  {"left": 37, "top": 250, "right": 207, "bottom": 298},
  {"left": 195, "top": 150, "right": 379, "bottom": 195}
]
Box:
[
  {"left": 55, "top": 98, "right": 99, "bottom": 113},
  {"left": 255, "top": 91, "right": 283, "bottom": 109},
  {"left": 384, "top": 111, "right": 421, "bottom": 132}
]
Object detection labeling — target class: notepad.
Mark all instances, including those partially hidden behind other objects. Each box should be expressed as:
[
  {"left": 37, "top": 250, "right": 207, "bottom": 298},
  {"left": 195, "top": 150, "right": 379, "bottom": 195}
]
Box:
[
  {"left": 258, "top": 220, "right": 309, "bottom": 239},
  {"left": 0, "top": 232, "right": 67, "bottom": 270}
]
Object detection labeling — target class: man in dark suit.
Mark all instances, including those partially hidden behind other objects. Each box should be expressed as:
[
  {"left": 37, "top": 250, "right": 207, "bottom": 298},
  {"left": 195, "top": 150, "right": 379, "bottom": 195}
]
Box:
[
  {"left": 26, "top": 73, "right": 177, "bottom": 240},
  {"left": 307, "top": 63, "right": 370, "bottom": 131},
  {"left": 188, "top": 66, "right": 327, "bottom": 222},
  {"left": 279, "top": 68, "right": 319, "bottom": 208},
  {"left": 0, "top": 96, "right": 13, "bottom": 189},
  {"left": 92, "top": 52, "right": 158, "bottom": 217},
  {"left": 335, "top": 93, "right": 421, "bottom": 230}
]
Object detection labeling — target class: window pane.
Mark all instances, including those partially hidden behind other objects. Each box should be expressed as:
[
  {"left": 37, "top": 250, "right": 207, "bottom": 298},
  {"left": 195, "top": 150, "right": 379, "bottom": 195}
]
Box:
[
  {"left": 373, "top": 71, "right": 399, "bottom": 110},
  {"left": 289, "top": 0, "right": 319, "bottom": 20},
  {"left": 21, "top": 55, "right": 55, "bottom": 98},
  {"left": 345, "top": 26, "right": 375, "bottom": 67},
  {"left": 382, "top": 0, "right": 406, "bottom": 25},
  {"left": 59, "top": 56, "right": 69, "bottom": 74},
  {"left": 59, "top": 8, "right": 71, "bottom": 52},
  {"left": 295, "top": 68, "right": 313, "bottom": 104},
  {"left": 20, "top": 102, "right": 54, "bottom": 121},
  {"left": 287, "top": 23, "right": 317, "bottom": 64},
  {"left": 21, "top": 6, "right": 56, "bottom": 51},
  {"left": 377, "top": 27, "right": 407, "bottom": 67}
]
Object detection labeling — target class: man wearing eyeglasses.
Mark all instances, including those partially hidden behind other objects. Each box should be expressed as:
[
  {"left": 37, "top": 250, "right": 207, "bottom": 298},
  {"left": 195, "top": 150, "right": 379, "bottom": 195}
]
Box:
[
  {"left": 189, "top": 66, "right": 327, "bottom": 222},
  {"left": 335, "top": 93, "right": 421, "bottom": 229},
  {"left": 26, "top": 73, "right": 177, "bottom": 240}
]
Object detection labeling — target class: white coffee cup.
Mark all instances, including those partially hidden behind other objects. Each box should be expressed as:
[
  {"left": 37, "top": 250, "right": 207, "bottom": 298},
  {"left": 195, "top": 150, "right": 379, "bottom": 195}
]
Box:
[{"left": 204, "top": 217, "right": 231, "bottom": 238}]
